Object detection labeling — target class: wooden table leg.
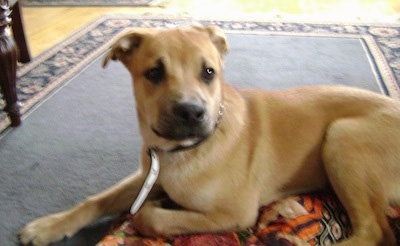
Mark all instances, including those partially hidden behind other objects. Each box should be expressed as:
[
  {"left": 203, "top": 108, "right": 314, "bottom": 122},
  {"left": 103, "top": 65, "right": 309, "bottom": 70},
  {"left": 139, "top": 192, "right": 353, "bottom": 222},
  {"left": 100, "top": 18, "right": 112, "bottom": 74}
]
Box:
[
  {"left": 0, "top": 1, "right": 21, "bottom": 127},
  {"left": 11, "top": 1, "right": 31, "bottom": 63}
]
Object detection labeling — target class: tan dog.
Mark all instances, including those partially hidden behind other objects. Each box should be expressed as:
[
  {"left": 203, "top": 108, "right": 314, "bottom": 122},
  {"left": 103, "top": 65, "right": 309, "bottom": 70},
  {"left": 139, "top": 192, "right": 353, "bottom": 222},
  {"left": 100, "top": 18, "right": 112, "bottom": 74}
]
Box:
[{"left": 20, "top": 26, "right": 400, "bottom": 246}]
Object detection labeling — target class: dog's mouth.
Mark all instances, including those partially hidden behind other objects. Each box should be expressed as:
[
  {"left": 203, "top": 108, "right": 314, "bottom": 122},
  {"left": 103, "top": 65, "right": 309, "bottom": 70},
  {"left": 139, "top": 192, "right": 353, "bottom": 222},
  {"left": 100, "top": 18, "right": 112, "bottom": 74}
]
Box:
[
  {"left": 151, "top": 123, "right": 213, "bottom": 153},
  {"left": 151, "top": 119, "right": 212, "bottom": 142}
]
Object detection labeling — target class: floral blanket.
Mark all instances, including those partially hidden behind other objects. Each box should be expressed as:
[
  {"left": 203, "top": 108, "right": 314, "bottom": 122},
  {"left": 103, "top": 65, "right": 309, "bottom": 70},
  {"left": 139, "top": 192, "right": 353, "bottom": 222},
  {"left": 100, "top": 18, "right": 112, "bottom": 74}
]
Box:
[{"left": 98, "top": 191, "right": 400, "bottom": 246}]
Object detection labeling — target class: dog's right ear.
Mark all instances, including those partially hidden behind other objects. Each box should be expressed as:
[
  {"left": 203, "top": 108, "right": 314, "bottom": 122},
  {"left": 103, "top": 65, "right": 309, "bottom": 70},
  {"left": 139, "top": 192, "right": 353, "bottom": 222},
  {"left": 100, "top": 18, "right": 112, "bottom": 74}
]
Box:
[
  {"left": 102, "top": 30, "right": 147, "bottom": 68},
  {"left": 193, "top": 25, "right": 229, "bottom": 56}
]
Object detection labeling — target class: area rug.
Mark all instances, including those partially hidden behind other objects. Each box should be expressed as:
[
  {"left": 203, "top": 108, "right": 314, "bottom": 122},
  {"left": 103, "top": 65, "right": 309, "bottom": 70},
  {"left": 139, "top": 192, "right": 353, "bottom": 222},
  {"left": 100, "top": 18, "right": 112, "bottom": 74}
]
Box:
[
  {"left": 20, "top": 0, "right": 166, "bottom": 7},
  {"left": 1, "top": 15, "right": 400, "bottom": 246},
  {"left": 1, "top": 16, "right": 398, "bottom": 134}
]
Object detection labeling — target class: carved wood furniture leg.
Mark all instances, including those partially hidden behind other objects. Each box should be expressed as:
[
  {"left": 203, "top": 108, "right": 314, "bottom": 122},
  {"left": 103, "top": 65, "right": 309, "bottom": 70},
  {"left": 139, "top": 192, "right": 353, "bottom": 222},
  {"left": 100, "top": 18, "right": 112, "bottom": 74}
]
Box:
[
  {"left": 11, "top": 1, "right": 31, "bottom": 63},
  {"left": 0, "top": 1, "right": 21, "bottom": 127}
]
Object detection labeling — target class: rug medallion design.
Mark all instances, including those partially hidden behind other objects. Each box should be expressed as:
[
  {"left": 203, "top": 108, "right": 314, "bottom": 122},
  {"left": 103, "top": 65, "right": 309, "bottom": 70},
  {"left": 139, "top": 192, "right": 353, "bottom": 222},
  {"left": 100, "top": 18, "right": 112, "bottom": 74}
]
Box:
[{"left": 1, "top": 15, "right": 399, "bottom": 133}]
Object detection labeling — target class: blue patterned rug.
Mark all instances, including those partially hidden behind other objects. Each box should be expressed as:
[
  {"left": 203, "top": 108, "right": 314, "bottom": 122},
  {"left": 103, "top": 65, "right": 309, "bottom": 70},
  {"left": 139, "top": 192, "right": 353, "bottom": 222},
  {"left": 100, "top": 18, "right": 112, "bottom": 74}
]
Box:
[
  {"left": 20, "top": 0, "right": 165, "bottom": 6},
  {"left": 1, "top": 15, "right": 400, "bottom": 133}
]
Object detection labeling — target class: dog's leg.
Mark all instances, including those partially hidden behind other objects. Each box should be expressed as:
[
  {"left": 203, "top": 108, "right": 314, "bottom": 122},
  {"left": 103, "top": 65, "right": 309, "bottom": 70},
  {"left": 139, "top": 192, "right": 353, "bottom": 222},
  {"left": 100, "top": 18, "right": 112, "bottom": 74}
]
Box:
[
  {"left": 323, "top": 118, "right": 397, "bottom": 246},
  {"left": 20, "top": 151, "right": 161, "bottom": 246},
  {"left": 132, "top": 197, "right": 259, "bottom": 237},
  {"left": 19, "top": 171, "right": 153, "bottom": 246}
]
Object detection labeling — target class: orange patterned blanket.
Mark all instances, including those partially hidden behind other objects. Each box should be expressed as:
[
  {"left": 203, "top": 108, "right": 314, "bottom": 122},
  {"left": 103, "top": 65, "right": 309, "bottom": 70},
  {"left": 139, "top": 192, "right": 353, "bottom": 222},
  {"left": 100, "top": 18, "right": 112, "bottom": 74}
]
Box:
[{"left": 98, "top": 191, "right": 400, "bottom": 246}]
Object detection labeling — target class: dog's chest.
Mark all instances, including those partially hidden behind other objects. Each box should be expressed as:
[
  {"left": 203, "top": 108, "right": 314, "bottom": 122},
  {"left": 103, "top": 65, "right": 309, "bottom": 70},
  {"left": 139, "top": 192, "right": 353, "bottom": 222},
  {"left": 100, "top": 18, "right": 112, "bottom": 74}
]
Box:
[{"left": 159, "top": 160, "right": 220, "bottom": 211}]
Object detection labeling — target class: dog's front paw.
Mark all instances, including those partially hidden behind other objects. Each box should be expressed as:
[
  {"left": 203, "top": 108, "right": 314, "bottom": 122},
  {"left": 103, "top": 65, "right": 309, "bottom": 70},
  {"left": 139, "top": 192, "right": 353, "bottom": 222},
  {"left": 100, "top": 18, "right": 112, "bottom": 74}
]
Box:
[
  {"left": 19, "top": 211, "right": 75, "bottom": 246},
  {"left": 133, "top": 202, "right": 164, "bottom": 237}
]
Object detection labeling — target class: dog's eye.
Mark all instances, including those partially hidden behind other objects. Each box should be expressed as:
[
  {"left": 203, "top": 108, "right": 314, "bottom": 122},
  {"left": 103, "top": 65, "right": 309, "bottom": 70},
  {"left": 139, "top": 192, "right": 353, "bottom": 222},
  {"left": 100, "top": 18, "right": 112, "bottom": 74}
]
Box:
[
  {"left": 201, "top": 66, "right": 215, "bottom": 84},
  {"left": 144, "top": 63, "right": 165, "bottom": 84}
]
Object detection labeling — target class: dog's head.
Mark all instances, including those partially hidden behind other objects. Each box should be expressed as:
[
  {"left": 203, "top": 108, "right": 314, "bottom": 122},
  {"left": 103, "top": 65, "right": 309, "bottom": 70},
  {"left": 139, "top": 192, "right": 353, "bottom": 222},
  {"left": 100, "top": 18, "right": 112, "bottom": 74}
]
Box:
[{"left": 103, "top": 26, "right": 228, "bottom": 151}]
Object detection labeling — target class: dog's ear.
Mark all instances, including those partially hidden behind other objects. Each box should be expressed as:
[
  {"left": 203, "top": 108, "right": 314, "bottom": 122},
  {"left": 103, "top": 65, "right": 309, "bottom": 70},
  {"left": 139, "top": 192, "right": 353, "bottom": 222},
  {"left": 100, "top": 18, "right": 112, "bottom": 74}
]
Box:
[
  {"left": 194, "top": 25, "right": 229, "bottom": 56},
  {"left": 102, "top": 30, "right": 148, "bottom": 68}
]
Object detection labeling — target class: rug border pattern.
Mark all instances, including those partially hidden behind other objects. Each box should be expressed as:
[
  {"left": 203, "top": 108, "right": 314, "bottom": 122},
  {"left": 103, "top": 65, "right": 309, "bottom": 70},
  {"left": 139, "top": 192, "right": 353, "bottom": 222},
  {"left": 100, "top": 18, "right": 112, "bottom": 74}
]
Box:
[
  {"left": 1, "top": 15, "right": 400, "bottom": 133},
  {"left": 20, "top": 0, "right": 165, "bottom": 7}
]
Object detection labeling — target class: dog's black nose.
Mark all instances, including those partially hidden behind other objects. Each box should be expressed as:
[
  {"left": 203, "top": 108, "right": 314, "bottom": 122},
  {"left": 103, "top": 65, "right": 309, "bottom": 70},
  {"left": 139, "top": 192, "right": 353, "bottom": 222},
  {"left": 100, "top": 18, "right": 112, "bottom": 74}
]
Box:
[{"left": 173, "top": 102, "right": 205, "bottom": 124}]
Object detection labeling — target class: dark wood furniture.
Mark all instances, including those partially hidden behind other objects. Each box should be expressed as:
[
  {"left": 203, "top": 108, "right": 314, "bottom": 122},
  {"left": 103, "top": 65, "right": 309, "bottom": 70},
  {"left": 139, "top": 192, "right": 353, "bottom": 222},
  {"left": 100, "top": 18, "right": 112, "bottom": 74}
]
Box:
[{"left": 0, "top": 0, "right": 31, "bottom": 127}]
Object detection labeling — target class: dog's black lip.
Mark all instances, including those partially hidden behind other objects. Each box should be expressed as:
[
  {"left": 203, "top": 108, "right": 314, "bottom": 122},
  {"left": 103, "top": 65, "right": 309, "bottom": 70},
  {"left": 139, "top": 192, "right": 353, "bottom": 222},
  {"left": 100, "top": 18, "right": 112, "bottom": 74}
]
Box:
[{"left": 151, "top": 126, "right": 207, "bottom": 141}]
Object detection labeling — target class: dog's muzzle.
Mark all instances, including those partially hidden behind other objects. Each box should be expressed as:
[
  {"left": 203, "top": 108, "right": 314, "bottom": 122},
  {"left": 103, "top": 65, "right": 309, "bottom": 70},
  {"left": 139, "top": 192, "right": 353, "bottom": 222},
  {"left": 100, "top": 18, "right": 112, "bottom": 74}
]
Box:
[
  {"left": 152, "top": 101, "right": 211, "bottom": 141},
  {"left": 152, "top": 102, "right": 224, "bottom": 152}
]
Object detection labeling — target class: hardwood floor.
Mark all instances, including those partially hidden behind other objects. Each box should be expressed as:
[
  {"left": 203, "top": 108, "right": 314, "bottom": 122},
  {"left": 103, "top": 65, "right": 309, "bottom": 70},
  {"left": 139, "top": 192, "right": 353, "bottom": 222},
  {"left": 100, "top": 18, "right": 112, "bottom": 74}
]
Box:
[{"left": 20, "top": 0, "right": 400, "bottom": 57}]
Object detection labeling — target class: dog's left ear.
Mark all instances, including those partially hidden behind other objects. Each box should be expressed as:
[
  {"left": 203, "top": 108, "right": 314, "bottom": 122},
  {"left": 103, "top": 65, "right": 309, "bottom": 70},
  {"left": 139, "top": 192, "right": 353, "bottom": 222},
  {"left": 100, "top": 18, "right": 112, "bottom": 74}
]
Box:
[{"left": 194, "top": 25, "right": 229, "bottom": 56}]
